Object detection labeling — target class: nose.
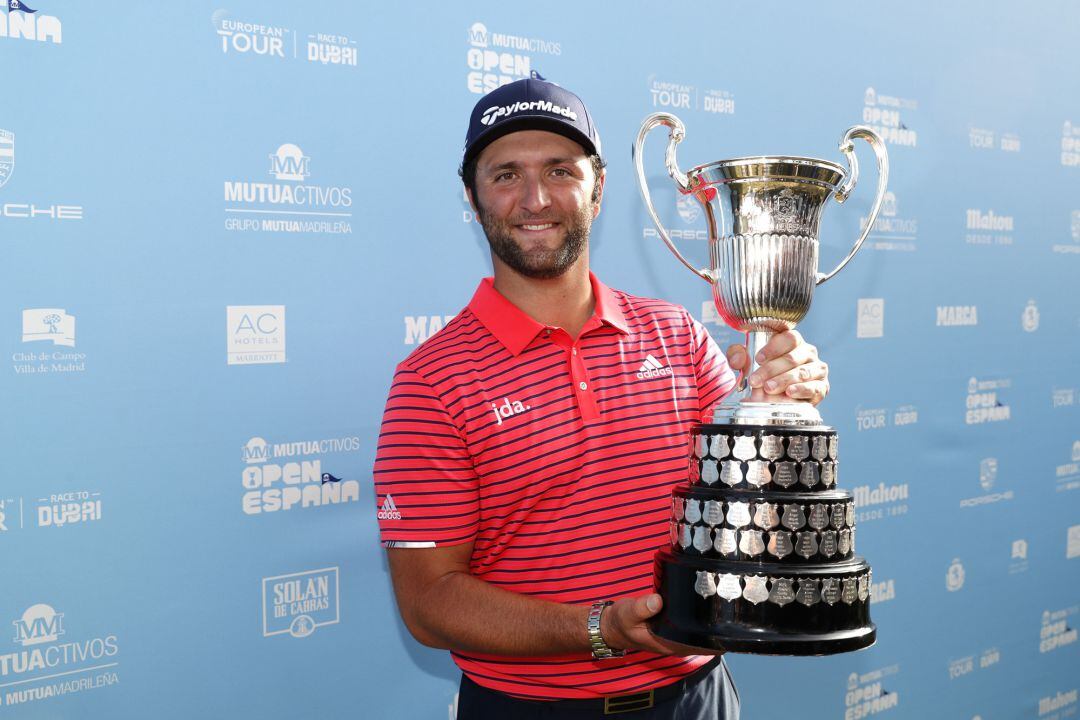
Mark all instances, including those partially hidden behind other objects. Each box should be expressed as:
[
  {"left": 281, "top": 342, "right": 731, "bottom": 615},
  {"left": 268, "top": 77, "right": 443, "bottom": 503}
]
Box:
[{"left": 519, "top": 173, "right": 551, "bottom": 215}]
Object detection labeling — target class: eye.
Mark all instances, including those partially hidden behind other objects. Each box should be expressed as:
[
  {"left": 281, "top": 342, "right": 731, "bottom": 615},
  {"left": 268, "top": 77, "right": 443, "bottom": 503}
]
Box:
[
  {"left": 492, "top": 171, "right": 516, "bottom": 183},
  {"left": 551, "top": 167, "right": 571, "bottom": 177}
]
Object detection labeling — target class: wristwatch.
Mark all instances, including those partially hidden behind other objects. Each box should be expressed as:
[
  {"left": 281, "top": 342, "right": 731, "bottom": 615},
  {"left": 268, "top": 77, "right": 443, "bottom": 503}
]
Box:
[{"left": 588, "top": 600, "right": 625, "bottom": 660}]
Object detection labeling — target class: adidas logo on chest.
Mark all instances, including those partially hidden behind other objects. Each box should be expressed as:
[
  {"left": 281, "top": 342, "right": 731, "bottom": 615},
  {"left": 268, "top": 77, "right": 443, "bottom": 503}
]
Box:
[{"left": 636, "top": 353, "right": 673, "bottom": 380}]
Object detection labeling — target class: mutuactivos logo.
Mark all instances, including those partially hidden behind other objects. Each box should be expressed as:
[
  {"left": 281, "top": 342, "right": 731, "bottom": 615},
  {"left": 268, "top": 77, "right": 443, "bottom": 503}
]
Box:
[{"left": 480, "top": 100, "right": 577, "bottom": 126}]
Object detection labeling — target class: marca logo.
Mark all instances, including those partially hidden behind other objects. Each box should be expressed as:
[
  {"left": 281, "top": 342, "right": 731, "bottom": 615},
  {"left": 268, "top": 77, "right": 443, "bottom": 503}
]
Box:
[
  {"left": 262, "top": 567, "right": 340, "bottom": 638},
  {"left": 0, "top": 1, "right": 62, "bottom": 44},
  {"left": 936, "top": 305, "right": 977, "bottom": 326},
  {"left": 637, "top": 354, "right": 673, "bottom": 380},
  {"left": 227, "top": 305, "right": 285, "bottom": 365},
  {"left": 12, "top": 603, "right": 64, "bottom": 646},
  {"left": 869, "top": 578, "right": 895, "bottom": 604},
  {"left": 480, "top": 100, "right": 577, "bottom": 127},
  {"left": 377, "top": 494, "right": 402, "bottom": 521},
  {"left": 405, "top": 314, "right": 455, "bottom": 345}
]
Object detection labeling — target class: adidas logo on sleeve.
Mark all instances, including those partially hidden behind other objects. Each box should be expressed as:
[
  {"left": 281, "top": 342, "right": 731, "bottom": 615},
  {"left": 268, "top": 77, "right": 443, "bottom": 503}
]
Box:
[
  {"left": 377, "top": 494, "right": 402, "bottom": 520},
  {"left": 636, "top": 353, "right": 673, "bottom": 380}
]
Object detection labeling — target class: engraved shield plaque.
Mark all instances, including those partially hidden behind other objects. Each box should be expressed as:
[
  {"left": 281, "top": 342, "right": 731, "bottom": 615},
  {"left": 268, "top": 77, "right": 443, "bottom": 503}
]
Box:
[
  {"left": 743, "top": 575, "right": 770, "bottom": 604},
  {"left": 717, "top": 573, "right": 742, "bottom": 601},
  {"left": 769, "top": 577, "right": 795, "bottom": 606},
  {"left": 695, "top": 570, "right": 717, "bottom": 598}
]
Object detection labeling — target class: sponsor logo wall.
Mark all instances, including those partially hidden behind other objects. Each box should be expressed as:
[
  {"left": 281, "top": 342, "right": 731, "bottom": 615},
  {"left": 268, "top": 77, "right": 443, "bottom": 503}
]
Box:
[{"left": 2, "top": 2, "right": 1077, "bottom": 719}]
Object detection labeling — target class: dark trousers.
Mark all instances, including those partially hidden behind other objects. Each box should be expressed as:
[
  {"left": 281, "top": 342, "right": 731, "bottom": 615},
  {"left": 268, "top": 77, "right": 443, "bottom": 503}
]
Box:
[{"left": 457, "top": 659, "right": 740, "bottom": 719}]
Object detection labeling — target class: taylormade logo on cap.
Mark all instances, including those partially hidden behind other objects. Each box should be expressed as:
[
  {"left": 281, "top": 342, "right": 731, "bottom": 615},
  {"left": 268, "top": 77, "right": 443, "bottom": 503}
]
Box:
[{"left": 480, "top": 100, "right": 579, "bottom": 126}]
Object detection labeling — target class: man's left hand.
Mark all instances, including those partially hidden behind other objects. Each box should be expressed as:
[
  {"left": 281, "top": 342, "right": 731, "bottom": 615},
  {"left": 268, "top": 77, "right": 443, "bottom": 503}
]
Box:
[{"left": 725, "top": 330, "right": 830, "bottom": 406}]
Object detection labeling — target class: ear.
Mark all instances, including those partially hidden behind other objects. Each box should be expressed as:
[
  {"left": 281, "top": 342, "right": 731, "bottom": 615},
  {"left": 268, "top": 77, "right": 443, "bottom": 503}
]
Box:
[
  {"left": 464, "top": 186, "right": 480, "bottom": 220},
  {"left": 592, "top": 171, "right": 606, "bottom": 218}
]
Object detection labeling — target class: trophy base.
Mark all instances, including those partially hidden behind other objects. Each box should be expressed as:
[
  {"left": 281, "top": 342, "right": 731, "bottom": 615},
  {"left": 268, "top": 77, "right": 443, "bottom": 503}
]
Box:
[
  {"left": 712, "top": 400, "right": 825, "bottom": 427},
  {"left": 651, "top": 550, "right": 876, "bottom": 656}
]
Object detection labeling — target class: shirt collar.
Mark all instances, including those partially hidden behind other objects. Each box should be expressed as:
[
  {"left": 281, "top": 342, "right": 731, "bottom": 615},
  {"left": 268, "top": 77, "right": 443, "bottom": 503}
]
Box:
[{"left": 467, "top": 272, "right": 630, "bottom": 357}]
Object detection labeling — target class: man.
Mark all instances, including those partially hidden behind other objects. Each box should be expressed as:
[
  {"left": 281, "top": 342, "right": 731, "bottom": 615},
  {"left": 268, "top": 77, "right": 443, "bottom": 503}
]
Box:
[{"left": 374, "top": 76, "right": 830, "bottom": 719}]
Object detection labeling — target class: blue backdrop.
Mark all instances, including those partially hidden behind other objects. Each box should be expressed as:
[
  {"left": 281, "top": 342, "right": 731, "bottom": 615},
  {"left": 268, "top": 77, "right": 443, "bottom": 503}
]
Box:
[{"left": 2, "top": 2, "right": 1078, "bottom": 718}]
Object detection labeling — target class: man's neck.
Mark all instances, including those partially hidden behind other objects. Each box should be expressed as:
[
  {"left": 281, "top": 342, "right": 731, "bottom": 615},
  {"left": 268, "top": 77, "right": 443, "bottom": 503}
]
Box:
[{"left": 492, "top": 257, "right": 594, "bottom": 339}]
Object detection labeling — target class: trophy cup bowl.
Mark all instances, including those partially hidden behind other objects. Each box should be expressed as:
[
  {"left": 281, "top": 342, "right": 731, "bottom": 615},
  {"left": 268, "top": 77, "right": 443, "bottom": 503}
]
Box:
[{"left": 633, "top": 113, "right": 888, "bottom": 655}]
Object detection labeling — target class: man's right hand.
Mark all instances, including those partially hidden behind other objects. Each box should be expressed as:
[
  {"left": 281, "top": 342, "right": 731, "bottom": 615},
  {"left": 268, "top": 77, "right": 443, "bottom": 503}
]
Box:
[{"left": 601, "top": 593, "right": 724, "bottom": 656}]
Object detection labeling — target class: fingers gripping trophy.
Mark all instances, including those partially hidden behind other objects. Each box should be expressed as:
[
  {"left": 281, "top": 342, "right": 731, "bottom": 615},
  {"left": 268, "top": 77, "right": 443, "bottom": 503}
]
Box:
[{"left": 634, "top": 113, "right": 889, "bottom": 654}]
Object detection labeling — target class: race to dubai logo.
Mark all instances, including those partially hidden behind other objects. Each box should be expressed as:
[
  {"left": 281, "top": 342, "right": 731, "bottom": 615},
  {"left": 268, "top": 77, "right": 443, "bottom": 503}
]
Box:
[
  {"left": 0, "top": 1, "right": 62, "bottom": 44},
  {"left": 212, "top": 9, "right": 357, "bottom": 66},
  {"left": 647, "top": 74, "right": 735, "bottom": 115}
]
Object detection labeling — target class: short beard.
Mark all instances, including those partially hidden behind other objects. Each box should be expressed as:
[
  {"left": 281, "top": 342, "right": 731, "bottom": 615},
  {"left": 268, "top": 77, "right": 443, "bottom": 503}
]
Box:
[{"left": 476, "top": 201, "right": 593, "bottom": 280}]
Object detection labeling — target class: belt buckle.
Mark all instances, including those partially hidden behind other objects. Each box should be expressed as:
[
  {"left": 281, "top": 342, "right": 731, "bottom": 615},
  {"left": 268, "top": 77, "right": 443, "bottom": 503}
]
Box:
[{"left": 603, "top": 689, "right": 654, "bottom": 714}]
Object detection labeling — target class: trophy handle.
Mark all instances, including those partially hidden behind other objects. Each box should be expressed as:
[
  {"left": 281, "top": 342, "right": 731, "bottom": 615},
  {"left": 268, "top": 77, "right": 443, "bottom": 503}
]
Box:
[
  {"left": 816, "top": 125, "right": 889, "bottom": 285},
  {"left": 633, "top": 113, "right": 717, "bottom": 284}
]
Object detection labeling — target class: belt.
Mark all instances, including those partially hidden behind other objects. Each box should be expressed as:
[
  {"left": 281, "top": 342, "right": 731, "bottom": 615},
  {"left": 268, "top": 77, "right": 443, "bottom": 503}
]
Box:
[{"left": 464, "top": 656, "right": 723, "bottom": 716}]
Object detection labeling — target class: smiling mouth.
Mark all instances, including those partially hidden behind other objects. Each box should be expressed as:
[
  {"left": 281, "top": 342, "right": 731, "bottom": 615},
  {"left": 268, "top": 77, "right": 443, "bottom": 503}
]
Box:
[{"left": 517, "top": 222, "right": 558, "bottom": 232}]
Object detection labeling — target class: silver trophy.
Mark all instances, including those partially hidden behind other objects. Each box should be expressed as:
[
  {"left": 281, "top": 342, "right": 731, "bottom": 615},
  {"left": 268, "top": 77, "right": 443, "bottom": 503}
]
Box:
[
  {"left": 633, "top": 113, "right": 889, "bottom": 426},
  {"left": 635, "top": 114, "right": 887, "bottom": 655}
]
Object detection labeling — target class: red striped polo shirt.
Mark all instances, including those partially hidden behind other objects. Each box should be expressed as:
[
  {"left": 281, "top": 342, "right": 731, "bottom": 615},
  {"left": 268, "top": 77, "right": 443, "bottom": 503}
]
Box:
[{"left": 373, "top": 272, "right": 736, "bottom": 699}]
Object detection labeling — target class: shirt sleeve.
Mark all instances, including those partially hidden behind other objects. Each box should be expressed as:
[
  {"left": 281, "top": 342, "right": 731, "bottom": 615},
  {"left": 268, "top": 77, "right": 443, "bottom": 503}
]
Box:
[
  {"left": 687, "top": 313, "right": 737, "bottom": 421},
  {"left": 372, "top": 362, "right": 480, "bottom": 548}
]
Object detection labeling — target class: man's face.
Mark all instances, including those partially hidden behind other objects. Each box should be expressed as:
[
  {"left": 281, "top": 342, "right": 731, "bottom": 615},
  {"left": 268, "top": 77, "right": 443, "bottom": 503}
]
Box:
[{"left": 470, "top": 130, "right": 603, "bottom": 279}]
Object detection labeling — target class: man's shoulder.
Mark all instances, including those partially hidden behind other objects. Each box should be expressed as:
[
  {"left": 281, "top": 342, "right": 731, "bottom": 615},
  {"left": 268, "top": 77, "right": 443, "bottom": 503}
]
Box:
[
  {"left": 397, "top": 307, "right": 488, "bottom": 374},
  {"left": 607, "top": 285, "right": 695, "bottom": 328}
]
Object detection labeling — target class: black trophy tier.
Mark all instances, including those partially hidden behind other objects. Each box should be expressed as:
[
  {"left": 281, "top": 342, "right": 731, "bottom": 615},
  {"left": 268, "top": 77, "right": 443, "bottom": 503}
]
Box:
[{"left": 650, "top": 424, "right": 876, "bottom": 655}]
